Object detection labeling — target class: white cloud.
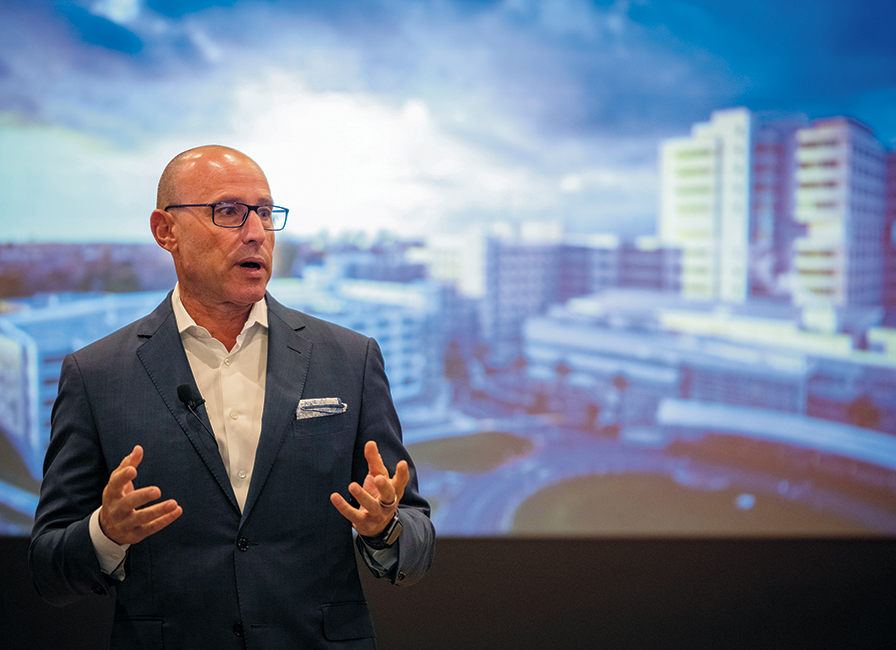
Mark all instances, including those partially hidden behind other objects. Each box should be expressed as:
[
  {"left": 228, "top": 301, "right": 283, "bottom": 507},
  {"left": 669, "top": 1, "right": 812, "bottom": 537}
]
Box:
[
  {"left": 221, "top": 70, "right": 579, "bottom": 238},
  {"left": 90, "top": 0, "right": 142, "bottom": 25},
  {"left": 0, "top": 1, "right": 677, "bottom": 243}
]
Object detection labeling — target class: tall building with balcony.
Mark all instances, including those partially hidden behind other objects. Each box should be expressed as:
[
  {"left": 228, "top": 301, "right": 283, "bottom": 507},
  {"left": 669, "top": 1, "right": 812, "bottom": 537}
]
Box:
[
  {"left": 659, "top": 107, "right": 753, "bottom": 302},
  {"left": 791, "top": 117, "right": 887, "bottom": 308}
]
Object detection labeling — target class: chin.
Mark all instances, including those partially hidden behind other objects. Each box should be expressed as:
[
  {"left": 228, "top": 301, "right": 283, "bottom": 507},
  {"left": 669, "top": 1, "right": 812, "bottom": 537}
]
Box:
[{"left": 232, "top": 283, "right": 269, "bottom": 305}]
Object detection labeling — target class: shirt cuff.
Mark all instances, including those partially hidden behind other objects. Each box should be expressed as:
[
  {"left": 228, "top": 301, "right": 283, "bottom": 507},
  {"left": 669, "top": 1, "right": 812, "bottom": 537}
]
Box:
[
  {"left": 357, "top": 535, "right": 399, "bottom": 577},
  {"left": 89, "top": 507, "right": 130, "bottom": 580}
]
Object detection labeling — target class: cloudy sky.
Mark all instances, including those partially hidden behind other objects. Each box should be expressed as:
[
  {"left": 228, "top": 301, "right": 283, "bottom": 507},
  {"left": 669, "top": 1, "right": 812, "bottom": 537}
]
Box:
[{"left": 1, "top": 0, "right": 894, "bottom": 242}]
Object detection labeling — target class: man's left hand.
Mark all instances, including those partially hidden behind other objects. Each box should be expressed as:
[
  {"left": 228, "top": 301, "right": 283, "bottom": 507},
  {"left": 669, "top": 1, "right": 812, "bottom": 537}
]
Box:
[{"left": 330, "top": 440, "right": 409, "bottom": 537}]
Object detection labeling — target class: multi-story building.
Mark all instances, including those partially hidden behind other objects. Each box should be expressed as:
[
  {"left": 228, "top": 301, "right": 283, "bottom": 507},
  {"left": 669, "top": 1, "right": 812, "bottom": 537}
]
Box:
[
  {"left": 659, "top": 107, "right": 753, "bottom": 302},
  {"left": 0, "top": 292, "right": 167, "bottom": 481},
  {"left": 791, "top": 117, "right": 887, "bottom": 308},
  {"left": 662, "top": 110, "right": 892, "bottom": 312},
  {"left": 884, "top": 152, "right": 896, "bottom": 312},
  {"left": 523, "top": 289, "right": 896, "bottom": 434},
  {"left": 325, "top": 249, "right": 427, "bottom": 284},
  {"left": 481, "top": 238, "right": 559, "bottom": 358},
  {"left": 556, "top": 235, "right": 620, "bottom": 303},
  {"left": 267, "top": 275, "right": 445, "bottom": 403},
  {"left": 484, "top": 234, "right": 682, "bottom": 360},
  {"left": 750, "top": 119, "right": 805, "bottom": 299},
  {"left": 405, "top": 230, "right": 489, "bottom": 298},
  {"left": 618, "top": 237, "right": 681, "bottom": 292},
  {"left": 0, "top": 242, "right": 176, "bottom": 297}
]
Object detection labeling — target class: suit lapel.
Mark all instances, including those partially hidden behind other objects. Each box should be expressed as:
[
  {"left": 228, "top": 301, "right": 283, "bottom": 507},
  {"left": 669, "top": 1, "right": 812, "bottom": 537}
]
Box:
[
  {"left": 135, "top": 294, "right": 240, "bottom": 513},
  {"left": 241, "top": 295, "right": 312, "bottom": 522}
]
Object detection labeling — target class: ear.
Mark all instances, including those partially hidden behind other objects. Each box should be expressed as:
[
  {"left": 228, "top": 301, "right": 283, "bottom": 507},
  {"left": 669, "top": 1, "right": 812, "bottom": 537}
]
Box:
[{"left": 150, "top": 209, "right": 177, "bottom": 253}]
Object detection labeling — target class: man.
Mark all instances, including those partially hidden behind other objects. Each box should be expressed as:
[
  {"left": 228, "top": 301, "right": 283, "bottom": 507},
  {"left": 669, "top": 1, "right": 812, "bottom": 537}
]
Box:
[{"left": 29, "top": 145, "right": 435, "bottom": 649}]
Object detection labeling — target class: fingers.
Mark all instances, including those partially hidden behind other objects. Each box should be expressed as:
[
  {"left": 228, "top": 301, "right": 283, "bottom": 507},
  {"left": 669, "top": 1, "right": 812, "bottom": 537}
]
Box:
[
  {"left": 107, "top": 445, "right": 143, "bottom": 494},
  {"left": 330, "top": 489, "right": 381, "bottom": 534},
  {"left": 392, "top": 460, "right": 410, "bottom": 498},
  {"left": 331, "top": 445, "right": 411, "bottom": 537},
  {"left": 112, "top": 485, "right": 163, "bottom": 513},
  {"left": 329, "top": 492, "right": 357, "bottom": 522},
  {"left": 363, "top": 440, "right": 388, "bottom": 477},
  {"left": 129, "top": 500, "right": 183, "bottom": 538},
  {"left": 363, "top": 441, "right": 408, "bottom": 504},
  {"left": 119, "top": 444, "right": 144, "bottom": 469},
  {"left": 331, "top": 485, "right": 391, "bottom": 537},
  {"left": 100, "top": 446, "right": 182, "bottom": 546},
  {"left": 348, "top": 480, "right": 383, "bottom": 512},
  {"left": 370, "top": 460, "right": 409, "bottom": 506}
]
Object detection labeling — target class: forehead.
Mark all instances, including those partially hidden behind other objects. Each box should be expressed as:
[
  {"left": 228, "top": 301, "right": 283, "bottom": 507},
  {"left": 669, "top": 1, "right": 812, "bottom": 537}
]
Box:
[{"left": 176, "top": 150, "right": 271, "bottom": 200}]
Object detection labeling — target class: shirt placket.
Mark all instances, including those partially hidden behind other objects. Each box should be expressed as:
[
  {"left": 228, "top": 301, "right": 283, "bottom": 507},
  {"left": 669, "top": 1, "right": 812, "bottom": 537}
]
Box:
[{"left": 219, "top": 342, "right": 248, "bottom": 500}]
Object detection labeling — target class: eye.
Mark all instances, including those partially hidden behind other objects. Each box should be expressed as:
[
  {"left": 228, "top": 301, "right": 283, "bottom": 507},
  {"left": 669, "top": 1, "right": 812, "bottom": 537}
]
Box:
[{"left": 215, "top": 203, "right": 241, "bottom": 217}]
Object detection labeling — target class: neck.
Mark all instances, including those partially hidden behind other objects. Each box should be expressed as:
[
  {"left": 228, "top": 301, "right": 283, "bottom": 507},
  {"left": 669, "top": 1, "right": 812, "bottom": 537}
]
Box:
[{"left": 180, "top": 293, "right": 255, "bottom": 352}]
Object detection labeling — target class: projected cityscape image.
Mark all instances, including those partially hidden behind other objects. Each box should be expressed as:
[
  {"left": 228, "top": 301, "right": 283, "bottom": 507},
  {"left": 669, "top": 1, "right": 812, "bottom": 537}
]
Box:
[{"left": 2, "top": 0, "right": 895, "bottom": 537}]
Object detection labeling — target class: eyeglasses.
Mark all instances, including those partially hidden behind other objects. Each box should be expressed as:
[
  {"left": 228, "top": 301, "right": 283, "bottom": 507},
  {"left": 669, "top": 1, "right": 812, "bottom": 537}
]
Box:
[{"left": 165, "top": 202, "right": 289, "bottom": 231}]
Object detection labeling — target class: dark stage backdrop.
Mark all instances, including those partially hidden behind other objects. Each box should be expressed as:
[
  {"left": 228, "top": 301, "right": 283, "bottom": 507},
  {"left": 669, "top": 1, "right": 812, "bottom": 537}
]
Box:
[{"left": 5, "top": 536, "right": 896, "bottom": 649}]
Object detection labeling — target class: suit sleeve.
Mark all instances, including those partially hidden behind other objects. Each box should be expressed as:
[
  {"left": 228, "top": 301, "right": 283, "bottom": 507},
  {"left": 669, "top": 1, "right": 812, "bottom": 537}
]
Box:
[
  {"left": 29, "top": 353, "right": 116, "bottom": 606},
  {"left": 353, "top": 338, "right": 435, "bottom": 586}
]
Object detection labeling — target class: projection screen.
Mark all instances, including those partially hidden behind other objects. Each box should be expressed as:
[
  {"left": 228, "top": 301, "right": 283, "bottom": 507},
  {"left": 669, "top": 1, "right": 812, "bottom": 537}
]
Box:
[{"left": 2, "top": 0, "right": 895, "bottom": 538}]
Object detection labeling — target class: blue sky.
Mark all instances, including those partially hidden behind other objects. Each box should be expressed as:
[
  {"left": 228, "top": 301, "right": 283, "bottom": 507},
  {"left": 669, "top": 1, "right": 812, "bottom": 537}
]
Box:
[{"left": 1, "top": 0, "right": 894, "bottom": 242}]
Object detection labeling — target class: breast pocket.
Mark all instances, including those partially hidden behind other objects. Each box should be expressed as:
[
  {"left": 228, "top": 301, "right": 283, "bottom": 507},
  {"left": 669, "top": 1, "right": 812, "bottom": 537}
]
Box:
[{"left": 293, "top": 411, "right": 351, "bottom": 438}]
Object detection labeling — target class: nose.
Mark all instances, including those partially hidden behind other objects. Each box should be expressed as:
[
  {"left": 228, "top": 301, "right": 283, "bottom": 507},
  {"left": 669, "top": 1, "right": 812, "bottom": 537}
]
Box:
[{"left": 240, "top": 207, "right": 268, "bottom": 242}]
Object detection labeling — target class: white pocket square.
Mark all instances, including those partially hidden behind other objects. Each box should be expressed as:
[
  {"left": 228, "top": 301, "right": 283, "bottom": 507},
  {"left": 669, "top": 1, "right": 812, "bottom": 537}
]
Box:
[{"left": 296, "top": 397, "right": 348, "bottom": 419}]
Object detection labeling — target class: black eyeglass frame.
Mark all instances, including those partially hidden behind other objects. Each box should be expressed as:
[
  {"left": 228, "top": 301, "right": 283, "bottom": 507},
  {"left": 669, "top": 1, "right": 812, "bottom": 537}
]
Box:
[{"left": 164, "top": 202, "right": 289, "bottom": 231}]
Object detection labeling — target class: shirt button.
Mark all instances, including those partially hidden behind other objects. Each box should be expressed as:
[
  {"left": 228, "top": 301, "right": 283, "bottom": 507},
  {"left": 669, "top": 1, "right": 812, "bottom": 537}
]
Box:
[
  {"left": 229, "top": 411, "right": 239, "bottom": 420},
  {"left": 224, "top": 358, "right": 232, "bottom": 366},
  {"left": 238, "top": 470, "right": 247, "bottom": 480}
]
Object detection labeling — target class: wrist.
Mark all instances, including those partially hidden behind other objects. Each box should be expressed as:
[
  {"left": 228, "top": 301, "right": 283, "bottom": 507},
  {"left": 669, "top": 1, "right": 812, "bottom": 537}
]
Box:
[{"left": 361, "top": 513, "right": 403, "bottom": 550}]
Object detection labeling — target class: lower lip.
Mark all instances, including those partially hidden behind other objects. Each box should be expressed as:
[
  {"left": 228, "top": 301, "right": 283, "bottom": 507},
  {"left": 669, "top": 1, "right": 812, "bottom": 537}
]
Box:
[{"left": 238, "top": 264, "right": 266, "bottom": 277}]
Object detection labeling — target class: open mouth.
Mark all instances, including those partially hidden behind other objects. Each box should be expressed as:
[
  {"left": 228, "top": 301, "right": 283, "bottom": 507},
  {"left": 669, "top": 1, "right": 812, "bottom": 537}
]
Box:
[{"left": 239, "top": 261, "right": 262, "bottom": 270}]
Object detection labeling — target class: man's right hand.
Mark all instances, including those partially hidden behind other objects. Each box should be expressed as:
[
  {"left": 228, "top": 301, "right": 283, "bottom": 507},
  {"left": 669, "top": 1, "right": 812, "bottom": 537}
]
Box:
[{"left": 99, "top": 445, "right": 183, "bottom": 546}]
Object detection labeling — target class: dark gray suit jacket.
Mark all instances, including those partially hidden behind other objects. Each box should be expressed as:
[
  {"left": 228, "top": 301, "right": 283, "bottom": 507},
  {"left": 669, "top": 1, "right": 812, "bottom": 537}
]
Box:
[{"left": 29, "top": 293, "right": 435, "bottom": 649}]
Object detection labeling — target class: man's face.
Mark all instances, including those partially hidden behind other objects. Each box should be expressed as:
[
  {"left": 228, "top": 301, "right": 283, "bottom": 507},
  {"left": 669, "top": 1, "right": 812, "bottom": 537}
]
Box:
[{"left": 162, "top": 149, "right": 276, "bottom": 315}]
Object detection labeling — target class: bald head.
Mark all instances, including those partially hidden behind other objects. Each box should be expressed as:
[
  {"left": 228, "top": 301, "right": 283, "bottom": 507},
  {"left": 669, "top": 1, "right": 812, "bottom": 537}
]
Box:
[{"left": 156, "top": 145, "right": 268, "bottom": 209}]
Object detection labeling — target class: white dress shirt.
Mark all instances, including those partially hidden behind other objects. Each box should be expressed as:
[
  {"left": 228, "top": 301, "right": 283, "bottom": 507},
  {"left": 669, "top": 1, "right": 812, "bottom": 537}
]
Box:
[{"left": 172, "top": 283, "right": 268, "bottom": 512}]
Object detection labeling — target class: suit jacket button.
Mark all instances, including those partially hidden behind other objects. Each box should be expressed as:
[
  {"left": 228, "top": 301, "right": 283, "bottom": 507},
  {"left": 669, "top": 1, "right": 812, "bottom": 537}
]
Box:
[
  {"left": 237, "top": 537, "right": 250, "bottom": 552},
  {"left": 232, "top": 623, "right": 244, "bottom": 637}
]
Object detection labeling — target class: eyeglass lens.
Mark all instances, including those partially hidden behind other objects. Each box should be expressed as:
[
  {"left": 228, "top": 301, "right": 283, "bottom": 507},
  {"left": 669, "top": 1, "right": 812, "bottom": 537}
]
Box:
[{"left": 212, "top": 203, "right": 286, "bottom": 230}]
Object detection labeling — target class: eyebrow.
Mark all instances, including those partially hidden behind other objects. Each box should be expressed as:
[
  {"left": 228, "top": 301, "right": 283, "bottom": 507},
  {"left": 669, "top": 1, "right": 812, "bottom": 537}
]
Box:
[{"left": 213, "top": 197, "right": 275, "bottom": 205}]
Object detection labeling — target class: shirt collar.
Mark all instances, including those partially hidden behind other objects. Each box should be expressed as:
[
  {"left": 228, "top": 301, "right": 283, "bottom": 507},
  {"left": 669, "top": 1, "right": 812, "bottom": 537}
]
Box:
[{"left": 171, "top": 282, "right": 268, "bottom": 339}]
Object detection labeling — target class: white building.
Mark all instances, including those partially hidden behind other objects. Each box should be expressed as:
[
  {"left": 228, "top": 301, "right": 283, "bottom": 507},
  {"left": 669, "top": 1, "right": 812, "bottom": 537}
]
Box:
[
  {"left": 659, "top": 107, "right": 754, "bottom": 302},
  {"left": 406, "top": 229, "right": 489, "bottom": 298}
]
